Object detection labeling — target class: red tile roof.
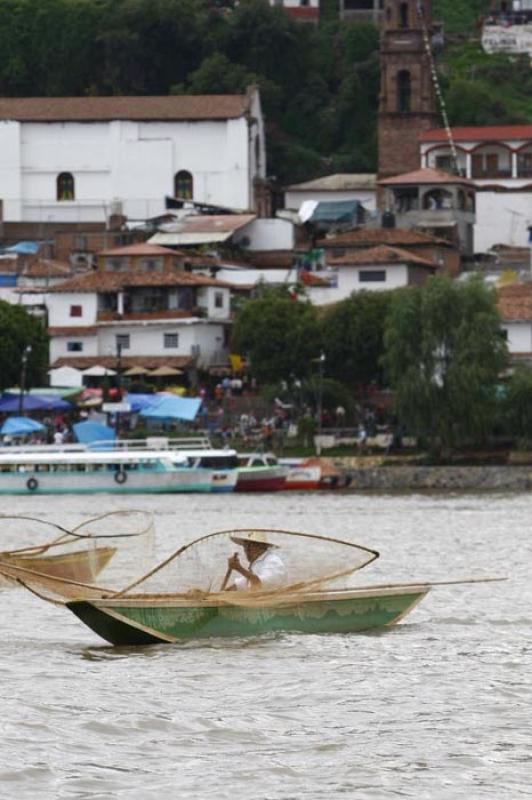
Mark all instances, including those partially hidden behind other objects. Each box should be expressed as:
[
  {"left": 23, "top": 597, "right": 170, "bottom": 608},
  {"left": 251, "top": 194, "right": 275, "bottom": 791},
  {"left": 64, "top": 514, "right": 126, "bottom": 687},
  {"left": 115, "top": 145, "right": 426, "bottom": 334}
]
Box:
[
  {"left": 22, "top": 259, "right": 73, "bottom": 278},
  {"left": 0, "top": 95, "right": 251, "bottom": 122},
  {"left": 420, "top": 125, "right": 532, "bottom": 143},
  {"left": 97, "top": 243, "right": 185, "bottom": 257},
  {"left": 328, "top": 245, "right": 437, "bottom": 269},
  {"left": 48, "top": 270, "right": 235, "bottom": 292},
  {"left": 51, "top": 355, "right": 193, "bottom": 370},
  {"left": 497, "top": 284, "right": 532, "bottom": 321},
  {"left": 379, "top": 168, "right": 473, "bottom": 187},
  {"left": 317, "top": 228, "right": 451, "bottom": 248}
]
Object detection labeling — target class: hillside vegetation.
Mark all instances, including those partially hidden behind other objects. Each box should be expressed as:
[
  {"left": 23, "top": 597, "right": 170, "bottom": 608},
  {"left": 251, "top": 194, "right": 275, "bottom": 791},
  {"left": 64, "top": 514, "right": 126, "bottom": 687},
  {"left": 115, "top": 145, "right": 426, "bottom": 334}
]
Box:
[{"left": 0, "top": 0, "right": 530, "bottom": 183}]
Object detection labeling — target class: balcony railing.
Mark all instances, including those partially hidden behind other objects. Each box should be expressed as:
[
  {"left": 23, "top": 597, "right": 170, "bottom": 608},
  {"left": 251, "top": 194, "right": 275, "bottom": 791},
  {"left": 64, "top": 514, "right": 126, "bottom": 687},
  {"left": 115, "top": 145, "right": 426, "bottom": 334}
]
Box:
[{"left": 472, "top": 168, "right": 512, "bottom": 179}]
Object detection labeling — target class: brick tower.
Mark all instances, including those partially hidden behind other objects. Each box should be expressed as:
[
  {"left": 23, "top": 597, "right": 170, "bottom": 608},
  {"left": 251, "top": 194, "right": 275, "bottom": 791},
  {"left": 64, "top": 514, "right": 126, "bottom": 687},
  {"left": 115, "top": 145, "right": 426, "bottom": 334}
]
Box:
[{"left": 378, "top": 0, "right": 439, "bottom": 182}]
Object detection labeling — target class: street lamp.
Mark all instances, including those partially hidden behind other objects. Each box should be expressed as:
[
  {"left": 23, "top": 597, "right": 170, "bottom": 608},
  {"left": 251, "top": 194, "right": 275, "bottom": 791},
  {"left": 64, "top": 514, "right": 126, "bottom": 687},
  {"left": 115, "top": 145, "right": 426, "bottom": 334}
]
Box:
[
  {"left": 115, "top": 341, "right": 123, "bottom": 438},
  {"left": 18, "top": 345, "right": 32, "bottom": 415},
  {"left": 316, "top": 351, "right": 326, "bottom": 454}
]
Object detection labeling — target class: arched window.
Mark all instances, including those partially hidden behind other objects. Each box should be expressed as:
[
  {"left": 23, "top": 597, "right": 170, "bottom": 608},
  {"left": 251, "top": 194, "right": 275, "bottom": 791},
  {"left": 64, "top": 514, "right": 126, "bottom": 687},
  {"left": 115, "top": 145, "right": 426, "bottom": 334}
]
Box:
[
  {"left": 57, "top": 172, "right": 75, "bottom": 201},
  {"left": 174, "top": 171, "right": 193, "bottom": 200},
  {"left": 399, "top": 2, "right": 409, "bottom": 28},
  {"left": 397, "top": 70, "right": 411, "bottom": 113}
]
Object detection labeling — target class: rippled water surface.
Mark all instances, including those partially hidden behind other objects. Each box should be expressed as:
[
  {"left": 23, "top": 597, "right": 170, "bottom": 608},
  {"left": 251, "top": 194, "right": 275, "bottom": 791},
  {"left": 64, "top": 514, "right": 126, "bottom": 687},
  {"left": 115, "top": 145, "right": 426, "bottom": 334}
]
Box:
[{"left": 0, "top": 492, "right": 530, "bottom": 799}]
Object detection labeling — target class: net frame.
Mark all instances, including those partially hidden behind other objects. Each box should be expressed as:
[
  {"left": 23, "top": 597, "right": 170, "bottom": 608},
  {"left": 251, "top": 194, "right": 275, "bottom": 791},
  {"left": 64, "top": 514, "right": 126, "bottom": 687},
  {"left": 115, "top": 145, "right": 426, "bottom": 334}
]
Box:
[{"left": 110, "top": 527, "right": 380, "bottom": 602}]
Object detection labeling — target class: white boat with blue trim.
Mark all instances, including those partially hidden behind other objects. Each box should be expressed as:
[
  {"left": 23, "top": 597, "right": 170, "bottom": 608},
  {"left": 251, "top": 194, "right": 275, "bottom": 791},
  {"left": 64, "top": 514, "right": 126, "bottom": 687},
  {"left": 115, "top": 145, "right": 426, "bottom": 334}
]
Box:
[{"left": 0, "top": 450, "right": 217, "bottom": 494}]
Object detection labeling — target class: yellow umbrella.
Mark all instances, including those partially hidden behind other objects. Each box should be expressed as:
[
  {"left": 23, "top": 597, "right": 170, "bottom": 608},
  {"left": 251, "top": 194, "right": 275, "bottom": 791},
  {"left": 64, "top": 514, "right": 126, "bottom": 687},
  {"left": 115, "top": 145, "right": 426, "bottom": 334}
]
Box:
[
  {"left": 148, "top": 366, "right": 184, "bottom": 377},
  {"left": 123, "top": 366, "right": 150, "bottom": 377}
]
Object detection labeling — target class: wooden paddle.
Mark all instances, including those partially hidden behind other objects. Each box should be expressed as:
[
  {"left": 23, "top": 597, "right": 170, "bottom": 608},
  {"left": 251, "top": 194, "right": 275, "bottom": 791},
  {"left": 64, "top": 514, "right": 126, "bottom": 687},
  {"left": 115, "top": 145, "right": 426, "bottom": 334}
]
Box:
[{"left": 219, "top": 552, "right": 239, "bottom": 591}]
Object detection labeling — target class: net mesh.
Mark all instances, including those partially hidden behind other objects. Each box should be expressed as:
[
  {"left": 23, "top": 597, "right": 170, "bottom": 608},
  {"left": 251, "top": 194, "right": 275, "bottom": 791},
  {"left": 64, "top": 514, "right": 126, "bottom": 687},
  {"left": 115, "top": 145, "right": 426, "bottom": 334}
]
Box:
[
  {"left": 0, "top": 510, "right": 155, "bottom": 601},
  {"left": 112, "top": 528, "right": 379, "bottom": 606}
]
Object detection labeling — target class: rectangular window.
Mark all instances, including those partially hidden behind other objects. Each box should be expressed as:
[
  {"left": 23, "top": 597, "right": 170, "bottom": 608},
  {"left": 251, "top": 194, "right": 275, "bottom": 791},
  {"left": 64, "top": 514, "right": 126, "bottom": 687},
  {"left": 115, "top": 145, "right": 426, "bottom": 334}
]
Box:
[
  {"left": 139, "top": 258, "right": 163, "bottom": 272},
  {"left": 67, "top": 341, "right": 83, "bottom": 352},
  {"left": 435, "top": 155, "right": 452, "bottom": 171},
  {"left": 105, "top": 257, "right": 128, "bottom": 272},
  {"left": 70, "top": 305, "right": 82, "bottom": 317},
  {"left": 164, "top": 333, "right": 178, "bottom": 349},
  {"left": 214, "top": 291, "right": 224, "bottom": 309},
  {"left": 359, "top": 270, "right": 386, "bottom": 282},
  {"left": 116, "top": 334, "right": 130, "bottom": 350},
  {"left": 74, "top": 235, "right": 87, "bottom": 250}
]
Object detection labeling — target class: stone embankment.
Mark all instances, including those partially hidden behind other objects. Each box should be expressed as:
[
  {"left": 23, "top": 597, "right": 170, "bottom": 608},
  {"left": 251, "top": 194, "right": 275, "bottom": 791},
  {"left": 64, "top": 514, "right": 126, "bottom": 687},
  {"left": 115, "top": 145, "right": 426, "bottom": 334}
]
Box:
[{"left": 334, "top": 458, "right": 532, "bottom": 491}]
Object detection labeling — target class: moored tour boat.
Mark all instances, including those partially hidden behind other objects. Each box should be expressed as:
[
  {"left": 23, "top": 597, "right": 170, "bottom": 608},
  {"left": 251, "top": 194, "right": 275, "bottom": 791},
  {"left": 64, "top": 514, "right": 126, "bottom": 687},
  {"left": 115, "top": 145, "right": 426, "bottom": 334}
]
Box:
[
  {"left": 281, "top": 457, "right": 351, "bottom": 491},
  {"left": 0, "top": 450, "right": 216, "bottom": 494},
  {"left": 235, "top": 452, "right": 288, "bottom": 492}
]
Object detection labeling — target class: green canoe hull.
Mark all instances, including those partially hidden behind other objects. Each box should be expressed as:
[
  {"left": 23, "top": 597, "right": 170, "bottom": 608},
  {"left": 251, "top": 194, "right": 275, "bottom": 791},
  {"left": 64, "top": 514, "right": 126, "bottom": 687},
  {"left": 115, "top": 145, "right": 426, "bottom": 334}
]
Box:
[{"left": 66, "top": 587, "right": 429, "bottom": 646}]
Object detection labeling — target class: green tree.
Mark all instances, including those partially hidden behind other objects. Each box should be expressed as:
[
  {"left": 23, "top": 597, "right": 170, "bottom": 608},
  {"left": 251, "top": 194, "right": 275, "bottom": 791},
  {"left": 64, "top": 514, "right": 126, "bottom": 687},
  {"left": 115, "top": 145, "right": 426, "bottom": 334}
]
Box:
[
  {"left": 502, "top": 367, "right": 532, "bottom": 447},
  {"left": 231, "top": 288, "right": 321, "bottom": 384},
  {"left": 383, "top": 276, "right": 508, "bottom": 454},
  {"left": 321, "top": 290, "right": 392, "bottom": 388},
  {"left": 0, "top": 301, "right": 49, "bottom": 391}
]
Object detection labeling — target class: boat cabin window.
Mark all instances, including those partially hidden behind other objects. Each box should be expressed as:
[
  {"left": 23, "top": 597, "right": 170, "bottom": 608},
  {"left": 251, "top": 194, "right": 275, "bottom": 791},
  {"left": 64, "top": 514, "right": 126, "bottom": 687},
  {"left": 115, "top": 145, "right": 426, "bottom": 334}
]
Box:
[
  {"left": 250, "top": 457, "right": 265, "bottom": 467},
  {"left": 196, "top": 455, "right": 238, "bottom": 469},
  {"left": 266, "top": 457, "right": 277, "bottom": 466}
]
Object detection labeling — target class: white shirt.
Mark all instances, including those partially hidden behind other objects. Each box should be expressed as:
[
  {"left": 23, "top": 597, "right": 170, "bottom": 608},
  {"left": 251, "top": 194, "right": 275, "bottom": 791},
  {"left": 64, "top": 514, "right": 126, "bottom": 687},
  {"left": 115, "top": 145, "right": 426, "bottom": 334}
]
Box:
[{"left": 233, "top": 549, "right": 287, "bottom": 591}]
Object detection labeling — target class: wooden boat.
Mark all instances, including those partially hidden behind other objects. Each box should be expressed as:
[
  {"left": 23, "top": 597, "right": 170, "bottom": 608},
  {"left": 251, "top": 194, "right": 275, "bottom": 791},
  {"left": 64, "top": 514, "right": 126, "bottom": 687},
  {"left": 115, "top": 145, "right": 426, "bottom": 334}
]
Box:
[
  {"left": 281, "top": 457, "right": 351, "bottom": 491},
  {"left": 235, "top": 452, "right": 288, "bottom": 492},
  {"left": 65, "top": 584, "right": 430, "bottom": 645},
  {"left": 0, "top": 509, "right": 154, "bottom": 587},
  {"left": 0, "top": 525, "right": 504, "bottom": 646},
  {"left": 281, "top": 458, "right": 322, "bottom": 490},
  {"left": 2, "top": 546, "right": 115, "bottom": 583}
]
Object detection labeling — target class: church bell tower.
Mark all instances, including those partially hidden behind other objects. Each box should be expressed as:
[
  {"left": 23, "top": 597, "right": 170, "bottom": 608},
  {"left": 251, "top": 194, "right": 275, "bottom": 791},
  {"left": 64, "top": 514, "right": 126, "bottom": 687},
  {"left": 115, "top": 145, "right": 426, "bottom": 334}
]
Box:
[{"left": 378, "top": 0, "right": 439, "bottom": 181}]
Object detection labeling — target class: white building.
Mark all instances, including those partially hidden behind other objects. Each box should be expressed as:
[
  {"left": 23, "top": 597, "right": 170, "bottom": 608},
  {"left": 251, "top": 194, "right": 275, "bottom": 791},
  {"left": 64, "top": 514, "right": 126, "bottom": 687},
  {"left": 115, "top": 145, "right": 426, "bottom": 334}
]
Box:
[
  {"left": 498, "top": 282, "right": 532, "bottom": 357},
  {"left": 420, "top": 125, "right": 532, "bottom": 253},
  {"left": 45, "top": 243, "right": 234, "bottom": 386},
  {"left": 0, "top": 88, "right": 265, "bottom": 226},
  {"left": 300, "top": 245, "right": 436, "bottom": 306},
  {"left": 269, "top": 0, "right": 319, "bottom": 22}
]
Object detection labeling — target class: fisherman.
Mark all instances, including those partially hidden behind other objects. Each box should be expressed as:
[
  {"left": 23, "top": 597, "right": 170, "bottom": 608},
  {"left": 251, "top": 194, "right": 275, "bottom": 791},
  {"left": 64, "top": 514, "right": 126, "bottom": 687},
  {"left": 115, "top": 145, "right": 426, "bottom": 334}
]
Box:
[{"left": 225, "top": 532, "right": 287, "bottom": 591}]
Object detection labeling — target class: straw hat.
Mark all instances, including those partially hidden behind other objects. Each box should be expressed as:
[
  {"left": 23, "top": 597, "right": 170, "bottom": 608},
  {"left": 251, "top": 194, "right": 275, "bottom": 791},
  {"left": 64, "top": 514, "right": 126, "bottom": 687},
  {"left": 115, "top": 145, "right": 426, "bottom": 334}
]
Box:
[{"left": 230, "top": 531, "right": 278, "bottom": 549}]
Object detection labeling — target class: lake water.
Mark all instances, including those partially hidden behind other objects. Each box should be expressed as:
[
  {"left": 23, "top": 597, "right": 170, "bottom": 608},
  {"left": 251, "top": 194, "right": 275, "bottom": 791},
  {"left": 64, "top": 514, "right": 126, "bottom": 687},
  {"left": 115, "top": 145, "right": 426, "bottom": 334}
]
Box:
[{"left": 0, "top": 491, "right": 530, "bottom": 799}]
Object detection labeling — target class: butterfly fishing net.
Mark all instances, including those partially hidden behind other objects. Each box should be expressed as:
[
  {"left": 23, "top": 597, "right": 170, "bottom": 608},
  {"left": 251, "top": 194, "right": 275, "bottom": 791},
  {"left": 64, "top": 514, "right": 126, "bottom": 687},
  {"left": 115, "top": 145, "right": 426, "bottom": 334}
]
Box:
[
  {"left": 0, "top": 510, "right": 154, "bottom": 602},
  {"left": 111, "top": 528, "right": 379, "bottom": 606}
]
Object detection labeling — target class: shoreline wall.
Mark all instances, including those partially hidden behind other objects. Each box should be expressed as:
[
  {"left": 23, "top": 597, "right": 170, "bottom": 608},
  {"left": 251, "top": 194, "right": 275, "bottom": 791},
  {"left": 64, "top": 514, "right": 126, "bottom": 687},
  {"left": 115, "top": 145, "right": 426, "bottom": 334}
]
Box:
[{"left": 335, "top": 462, "right": 532, "bottom": 491}]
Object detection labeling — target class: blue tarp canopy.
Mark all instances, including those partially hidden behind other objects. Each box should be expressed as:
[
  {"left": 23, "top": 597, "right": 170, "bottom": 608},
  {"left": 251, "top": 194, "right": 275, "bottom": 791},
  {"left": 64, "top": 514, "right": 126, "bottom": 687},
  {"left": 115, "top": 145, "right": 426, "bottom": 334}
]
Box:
[
  {"left": 73, "top": 421, "right": 116, "bottom": 448},
  {"left": 139, "top": 396, "right": 202, "bottom": 422},
  {"left": 0, "top": 416, "right": 45, "bottom": 436},
  {"left": 124, "top": 393, "right": 159, "bottom": 413},
  {"left": 3, "top": 241, "right": 41, "bottom": 255},
  {"left": 309, "top": 200, "right": 361, "bottom": 224},
  {"left": 0, "top": 394, "right": 71, "bottom": 412}
]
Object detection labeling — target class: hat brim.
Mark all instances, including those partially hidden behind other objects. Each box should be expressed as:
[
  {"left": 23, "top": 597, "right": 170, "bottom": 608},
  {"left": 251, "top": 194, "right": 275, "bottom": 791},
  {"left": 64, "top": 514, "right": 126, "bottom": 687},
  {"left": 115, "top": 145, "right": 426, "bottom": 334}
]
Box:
[{"left": 230, "top": 535, "right": 277, "bottom": 549}]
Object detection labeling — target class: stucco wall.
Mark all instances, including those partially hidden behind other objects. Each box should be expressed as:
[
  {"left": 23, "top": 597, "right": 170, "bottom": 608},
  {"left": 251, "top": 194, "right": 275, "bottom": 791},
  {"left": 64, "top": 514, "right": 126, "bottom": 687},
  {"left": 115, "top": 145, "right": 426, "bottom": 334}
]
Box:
[
  {"left": 0, "top": 117, "right": 256, "bottom": 223},
  {"left": 308, "top": 264, "right": 409, "bottom": 305}
]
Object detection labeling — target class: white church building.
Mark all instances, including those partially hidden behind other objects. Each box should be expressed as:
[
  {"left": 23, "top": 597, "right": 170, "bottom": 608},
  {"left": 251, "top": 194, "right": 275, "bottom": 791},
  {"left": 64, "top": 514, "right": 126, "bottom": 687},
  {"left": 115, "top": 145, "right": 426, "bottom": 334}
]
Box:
[{"left": 0, "top": 87, "right": 265, "bottom": 226}]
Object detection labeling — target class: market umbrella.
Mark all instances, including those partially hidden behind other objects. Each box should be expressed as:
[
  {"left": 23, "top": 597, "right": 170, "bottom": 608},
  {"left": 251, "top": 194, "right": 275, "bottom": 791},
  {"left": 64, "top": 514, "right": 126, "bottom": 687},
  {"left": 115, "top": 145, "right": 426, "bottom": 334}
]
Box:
[
  {"left": 0, "top": 394, "right": 71, "bottom": 412},
  {"left": 123, "top": 366, "right": 150, "bottom": 377},
  {"left": 0, "top": 416, "right": 46, "bottom": 436},
  {"left": 148, "top": 366, "right": 184, "bottom": 377},
  {"left": 81, "top": 365, "right": 117, "bottom": 377}
]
